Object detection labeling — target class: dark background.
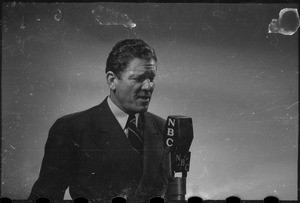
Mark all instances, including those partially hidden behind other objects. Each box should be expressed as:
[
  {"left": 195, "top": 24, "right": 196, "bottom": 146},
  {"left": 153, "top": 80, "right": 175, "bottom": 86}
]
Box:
[{"left": 1, "top": 2, "right": 298, "bottom": 200}]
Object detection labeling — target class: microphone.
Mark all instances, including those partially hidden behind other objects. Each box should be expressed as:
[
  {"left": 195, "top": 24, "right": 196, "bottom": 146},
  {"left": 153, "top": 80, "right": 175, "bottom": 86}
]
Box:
[{"left": 163, "top": 116, "right": 193, "bottom": 203}]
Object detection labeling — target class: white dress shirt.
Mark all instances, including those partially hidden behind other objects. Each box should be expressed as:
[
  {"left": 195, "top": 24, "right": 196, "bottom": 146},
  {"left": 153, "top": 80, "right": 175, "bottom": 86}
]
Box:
[{"left": 107, "top": 96, "right": 139, "bottom": 137}]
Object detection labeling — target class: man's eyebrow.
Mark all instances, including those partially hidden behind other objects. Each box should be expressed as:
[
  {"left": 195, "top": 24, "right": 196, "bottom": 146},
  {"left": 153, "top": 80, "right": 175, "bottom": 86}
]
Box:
[
  {"left": 144, "top": 65, "right": 157, "bottom": 72},
  {"left": 135, "top": 65, "right": 157, "bottom": 72},
  {"left": 130, "top": 70, "right": 156, "bottom": 78}
]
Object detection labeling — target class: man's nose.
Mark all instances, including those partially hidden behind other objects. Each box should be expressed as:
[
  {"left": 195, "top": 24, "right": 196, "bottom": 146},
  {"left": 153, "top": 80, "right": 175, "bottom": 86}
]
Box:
[{"left": 142, "top": 79, "right": 154, "bottom": 90}]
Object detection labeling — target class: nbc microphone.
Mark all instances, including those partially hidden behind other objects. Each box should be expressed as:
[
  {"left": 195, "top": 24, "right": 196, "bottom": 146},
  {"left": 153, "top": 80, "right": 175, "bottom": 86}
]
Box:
[{"left": 163, "top": 116, "right": 193, "bottom": 203}]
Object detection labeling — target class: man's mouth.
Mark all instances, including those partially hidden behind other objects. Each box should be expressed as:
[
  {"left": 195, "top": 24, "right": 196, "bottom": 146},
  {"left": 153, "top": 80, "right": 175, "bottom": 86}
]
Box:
[{"left": 137, "top": 95, "right": 151, "bottom": 102}]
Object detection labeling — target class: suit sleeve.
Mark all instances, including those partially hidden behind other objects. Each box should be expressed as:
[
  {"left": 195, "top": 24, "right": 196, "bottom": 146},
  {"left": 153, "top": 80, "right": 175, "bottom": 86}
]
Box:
[{"left": 28, "top": 117, "right": 78, "bottom": 201}]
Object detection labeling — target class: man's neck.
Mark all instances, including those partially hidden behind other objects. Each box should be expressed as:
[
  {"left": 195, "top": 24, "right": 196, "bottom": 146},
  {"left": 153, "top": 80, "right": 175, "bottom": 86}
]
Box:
[{"left": 107, "top": 96, "right": 139, "bottom": 130}]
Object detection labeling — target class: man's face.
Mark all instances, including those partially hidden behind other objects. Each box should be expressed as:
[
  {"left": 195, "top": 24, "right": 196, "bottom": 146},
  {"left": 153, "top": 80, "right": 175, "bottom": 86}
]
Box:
[{"left": 110, "top": 58, "right": 157, "bottom": 114}]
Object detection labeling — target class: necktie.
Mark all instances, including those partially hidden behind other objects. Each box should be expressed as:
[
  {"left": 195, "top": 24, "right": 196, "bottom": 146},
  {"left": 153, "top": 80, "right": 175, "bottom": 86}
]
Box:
[{"left": 126, "top": 115, "right": 144, "bottom": 157}]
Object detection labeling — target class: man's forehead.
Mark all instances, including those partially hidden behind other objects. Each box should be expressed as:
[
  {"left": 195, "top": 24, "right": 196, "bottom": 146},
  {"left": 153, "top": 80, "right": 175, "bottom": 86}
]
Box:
[
  {"left": 130, "top": 66, "right": 157, "bottom": 76},
  {"left": 127, "top": 58, "right": 157, "bottom": 71},
  {"left": 136, "top": 64, "right": 157, "bottom": 72}
]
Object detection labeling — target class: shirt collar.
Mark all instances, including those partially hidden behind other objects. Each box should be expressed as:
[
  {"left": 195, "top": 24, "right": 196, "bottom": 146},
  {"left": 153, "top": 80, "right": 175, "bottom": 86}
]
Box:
[{"left": 107, "top": 96, "right": 139, "bottom": 129}]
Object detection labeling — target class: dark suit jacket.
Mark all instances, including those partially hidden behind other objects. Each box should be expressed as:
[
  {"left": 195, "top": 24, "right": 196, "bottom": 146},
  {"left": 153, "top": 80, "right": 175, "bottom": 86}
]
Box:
[{"left": 28, "top": 98, "right": 170, "bottom": 202}]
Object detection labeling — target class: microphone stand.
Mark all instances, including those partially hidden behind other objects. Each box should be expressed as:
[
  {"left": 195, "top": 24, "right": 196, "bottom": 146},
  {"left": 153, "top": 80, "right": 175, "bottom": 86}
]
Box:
[{"left": 165, "top": 152, "right": 191, "bottom": 203}]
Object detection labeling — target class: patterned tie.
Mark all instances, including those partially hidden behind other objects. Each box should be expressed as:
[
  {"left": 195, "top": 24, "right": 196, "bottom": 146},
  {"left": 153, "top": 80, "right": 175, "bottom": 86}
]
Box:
[{"left": 126, "top": 115, "right": 144, "bottom": 158}]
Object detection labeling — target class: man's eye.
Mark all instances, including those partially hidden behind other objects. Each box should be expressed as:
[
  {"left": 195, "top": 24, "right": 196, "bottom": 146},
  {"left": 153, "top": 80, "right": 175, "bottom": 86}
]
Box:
[
  {"left": 132, "top": 76, "right": 155, "bottom": 82},
  {"left": 136, "top": 77, "right": 144, "bottom": 82}
]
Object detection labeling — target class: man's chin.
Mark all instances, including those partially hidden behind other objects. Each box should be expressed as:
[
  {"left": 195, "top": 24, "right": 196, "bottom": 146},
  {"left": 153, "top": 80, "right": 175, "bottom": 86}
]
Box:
[
  {"left": 136, "top": 100, "right": 150, "bottom": 110},
  {"left": 136, "top": 105, "right": 148, "bottom": 113},
  {"left": 138, "top": 103, "right": 150, "bottom": 113},
  {"left": 126, "top": 101, "right": 150, "bottom": 114},
  {"left": 125, "top": 105, "right": 148, "bottom": 114}
]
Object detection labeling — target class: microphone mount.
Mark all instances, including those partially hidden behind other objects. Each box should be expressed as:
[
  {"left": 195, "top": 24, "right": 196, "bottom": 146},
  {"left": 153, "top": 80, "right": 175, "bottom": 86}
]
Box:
[{"left": 163, "top": 115, "right": 193, "bottom": 203}]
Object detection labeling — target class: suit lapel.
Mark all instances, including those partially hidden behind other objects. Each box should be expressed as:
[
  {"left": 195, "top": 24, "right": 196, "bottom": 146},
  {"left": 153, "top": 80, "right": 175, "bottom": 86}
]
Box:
[
  {"left": 90, "top": 98, "right": 142, "bottom": 170},
  {"left": 142, "top": 113, "right": 164, "bottom": 174},
  {"left": 137, "top": 113, "right": 165, "bottom": 195},
  {"left": 89, "top": 98, "right": 166, "bottom": 196}
]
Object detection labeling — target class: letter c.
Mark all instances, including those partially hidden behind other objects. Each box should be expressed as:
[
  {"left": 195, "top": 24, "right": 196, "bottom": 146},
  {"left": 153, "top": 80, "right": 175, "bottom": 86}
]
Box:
[{"left": 166, "top": 138, "right": 173, "bottom": 147}]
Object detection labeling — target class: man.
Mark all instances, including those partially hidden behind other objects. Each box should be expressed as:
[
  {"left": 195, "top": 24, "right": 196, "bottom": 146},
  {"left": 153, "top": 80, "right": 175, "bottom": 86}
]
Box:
[{"left": 28, "top": 39, "right": 170, "bottom": 202}]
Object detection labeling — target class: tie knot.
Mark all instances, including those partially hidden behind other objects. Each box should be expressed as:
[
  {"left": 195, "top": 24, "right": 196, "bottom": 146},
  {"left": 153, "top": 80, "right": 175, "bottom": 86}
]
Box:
[{"left": 127, "top": 114, "right": 137, "bottom": 127}]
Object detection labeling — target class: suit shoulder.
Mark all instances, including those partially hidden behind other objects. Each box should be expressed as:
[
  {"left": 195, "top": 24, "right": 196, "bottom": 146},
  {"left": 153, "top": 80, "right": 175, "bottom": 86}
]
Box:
[
  {"left": 54, "top": 104, "right": 101, "bottom": 126},
  {"left": 48, "top": 105, "right": 103, "bottom": 144},
  {"left": 145, "top": 112, "right": 166, "bottom": 130},
  {"left": 145, "top": 112, "right": 165, "bottom": 121}
]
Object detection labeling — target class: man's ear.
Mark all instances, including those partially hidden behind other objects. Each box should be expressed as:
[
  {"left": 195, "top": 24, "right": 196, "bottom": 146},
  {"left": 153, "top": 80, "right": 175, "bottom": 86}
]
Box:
[{"left": 106, "top": 71, "right": 117, "bottom": 91}]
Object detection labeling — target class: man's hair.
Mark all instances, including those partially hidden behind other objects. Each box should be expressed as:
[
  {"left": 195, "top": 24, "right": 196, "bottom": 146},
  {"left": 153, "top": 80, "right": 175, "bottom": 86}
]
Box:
[{"left": 106, "top": 39, "right": 157, "bottom": 78}]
